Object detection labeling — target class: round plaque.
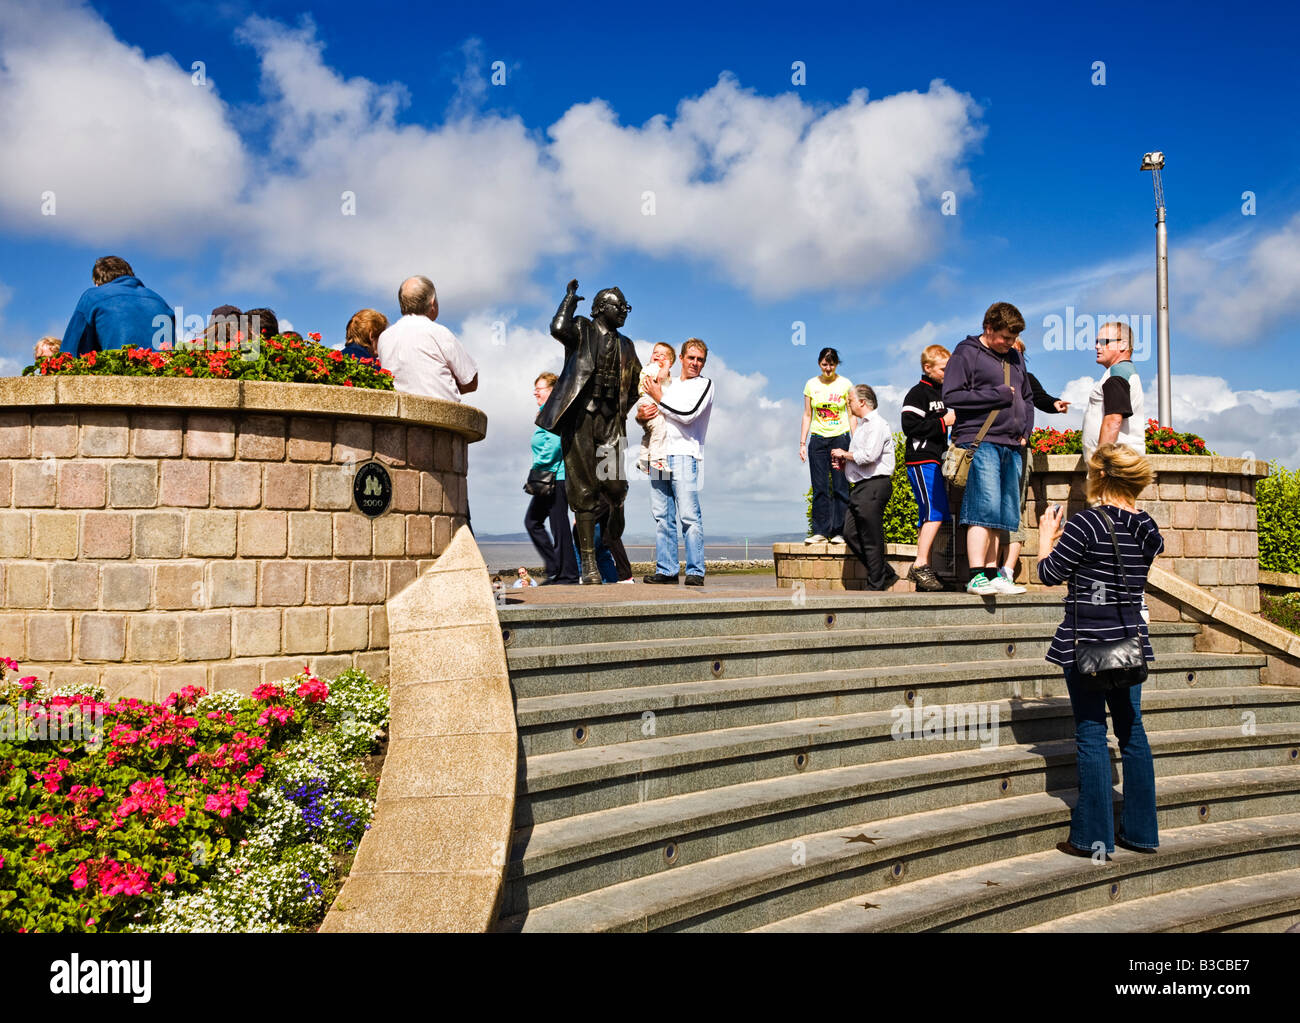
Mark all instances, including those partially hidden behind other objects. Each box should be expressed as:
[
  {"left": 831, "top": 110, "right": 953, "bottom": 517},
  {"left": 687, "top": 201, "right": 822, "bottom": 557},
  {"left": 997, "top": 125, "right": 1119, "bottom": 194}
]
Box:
[{"left": 353, "top": 462, "right": 393, "bottom": 518}]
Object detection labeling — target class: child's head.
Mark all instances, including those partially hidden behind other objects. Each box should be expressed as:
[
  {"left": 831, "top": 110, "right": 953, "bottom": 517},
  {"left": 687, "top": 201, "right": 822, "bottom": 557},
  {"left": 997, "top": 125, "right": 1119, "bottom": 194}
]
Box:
[
  {"left": 921, "top": 344, "right": 951, "bottom": 380},
  {"left": 651, "top": 342, "right": 676, "bottom": 369},
  {"left": 34, "top": 336, "right": 60, "bottom": 360}
]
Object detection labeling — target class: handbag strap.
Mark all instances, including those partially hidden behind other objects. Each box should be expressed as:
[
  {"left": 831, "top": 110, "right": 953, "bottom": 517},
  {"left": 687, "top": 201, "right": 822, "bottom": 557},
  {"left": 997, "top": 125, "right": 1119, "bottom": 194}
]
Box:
[{"left": 1070, "top": 507, "right": 1136, "bottom": 656}]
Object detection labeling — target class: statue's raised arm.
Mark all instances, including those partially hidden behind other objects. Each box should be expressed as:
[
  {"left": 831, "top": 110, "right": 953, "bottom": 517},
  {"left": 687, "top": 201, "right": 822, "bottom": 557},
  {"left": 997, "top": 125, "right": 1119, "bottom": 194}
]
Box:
[{"left": 551, "top": 279, "right": 584, "bottom": 347}]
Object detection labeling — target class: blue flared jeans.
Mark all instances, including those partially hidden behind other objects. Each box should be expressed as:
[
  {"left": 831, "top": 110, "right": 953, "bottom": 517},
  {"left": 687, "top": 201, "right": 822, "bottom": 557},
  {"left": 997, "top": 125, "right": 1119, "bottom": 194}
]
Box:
[{"left": 1063, "top": 666, "right": 1159, "bottom": 854}]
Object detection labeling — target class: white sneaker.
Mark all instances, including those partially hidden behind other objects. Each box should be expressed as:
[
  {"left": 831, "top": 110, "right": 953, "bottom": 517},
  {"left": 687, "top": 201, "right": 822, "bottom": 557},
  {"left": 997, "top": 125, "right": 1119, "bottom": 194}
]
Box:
[
  {"left": 995, "top": 569, "right": 1026, "bottom": 594},
  {"left": 986, "top": 573, "right": 1025, "bottom": 595},
  {"left": 805, "top": 534, "right": 827, "bottom": 544},
  {"left": 829, "top": 535, "right": 846, "bottom": 544},
  {"left": 965, "top": 572, "right": 999, "bottom": 596},
  {"left": 616, "top": 578, "right": 636, "bottom": 584}
]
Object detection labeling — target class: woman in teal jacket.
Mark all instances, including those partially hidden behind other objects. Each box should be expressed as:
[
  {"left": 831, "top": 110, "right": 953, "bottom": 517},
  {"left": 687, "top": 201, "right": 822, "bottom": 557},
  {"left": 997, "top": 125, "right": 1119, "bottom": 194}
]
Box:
[{"left": 527, "top": 373, "right": 580, "bottom": 584}]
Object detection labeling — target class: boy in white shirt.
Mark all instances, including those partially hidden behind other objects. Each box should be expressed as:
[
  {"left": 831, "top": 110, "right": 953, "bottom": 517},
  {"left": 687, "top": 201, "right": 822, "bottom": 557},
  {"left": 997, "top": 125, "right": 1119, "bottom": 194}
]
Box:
[{"left": 831, "top": 385, "right": 898, "bottom": 591}]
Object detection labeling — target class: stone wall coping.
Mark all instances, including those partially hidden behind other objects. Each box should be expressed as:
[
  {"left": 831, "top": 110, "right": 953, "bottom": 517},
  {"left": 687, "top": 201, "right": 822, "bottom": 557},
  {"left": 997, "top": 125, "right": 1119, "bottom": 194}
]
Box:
[
  {"left": 1260, "top": 570, "right": 1300, "bottom": 592},
  {"left": 320, "top": 526, "right": 514, "bottom": 932},
  {"left": 1148, "top": 566, "right": 1300, "bottom": 661},
  {"left": 1028, "top": 452, "right": 1269, "bottom": 478},
  {"left": 0, "top": 375, "right": 487, "bottom": 443}
]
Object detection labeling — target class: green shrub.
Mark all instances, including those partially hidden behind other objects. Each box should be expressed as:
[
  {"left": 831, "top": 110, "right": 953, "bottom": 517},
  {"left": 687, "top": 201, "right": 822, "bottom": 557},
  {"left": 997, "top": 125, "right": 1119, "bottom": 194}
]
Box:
[
  {"left": 1257, "top": 462, "right": 1300, "bottom": 574},
  {"left": 1261, "top": 593, "right": 1300, "bottom": 636}
]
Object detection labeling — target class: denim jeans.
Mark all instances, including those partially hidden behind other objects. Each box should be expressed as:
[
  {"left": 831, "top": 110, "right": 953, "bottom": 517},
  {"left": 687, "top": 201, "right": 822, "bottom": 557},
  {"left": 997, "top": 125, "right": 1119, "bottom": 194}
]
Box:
[
  {"left": 959, "top": 441, "right": 1022, "bottom": 531},
  {"left": 1063, "top": 667, "right": 1159, "bottom": 854},
  {"left": 650, "top": 454, "right": 704, "bottom": 577},
  {"left": 807, "top": 432, "right": 850, "bottom": 537}
]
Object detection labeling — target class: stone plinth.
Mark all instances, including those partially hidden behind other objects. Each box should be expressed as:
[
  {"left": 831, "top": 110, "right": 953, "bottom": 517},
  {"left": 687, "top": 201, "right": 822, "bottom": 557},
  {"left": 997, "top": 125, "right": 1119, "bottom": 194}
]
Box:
[{"left": 0, "top": 376, "right": 485, "bottom": 698}]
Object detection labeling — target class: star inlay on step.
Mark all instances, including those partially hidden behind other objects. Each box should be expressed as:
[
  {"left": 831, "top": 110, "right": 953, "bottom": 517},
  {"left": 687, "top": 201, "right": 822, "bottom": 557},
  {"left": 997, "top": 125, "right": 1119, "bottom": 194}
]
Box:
[
  {"left": 844, "top": 833, "right": 880, "bottom": 844},
  {"left": 861, "top": 901, "right": 880, "bottom": 910},
  {"left": 981, "top": 880, "right": 1001, "bottom": 887}
]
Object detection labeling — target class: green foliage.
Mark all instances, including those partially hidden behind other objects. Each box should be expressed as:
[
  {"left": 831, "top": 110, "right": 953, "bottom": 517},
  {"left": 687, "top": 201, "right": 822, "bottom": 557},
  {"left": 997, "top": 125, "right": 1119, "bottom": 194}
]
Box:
[
  {"left": 803, "top": 433, "right": 917, "bottom": 544},
  {"left": 22, "top": 335, "right": 394, "bottom": 391},
  {"left": 884, "top": 434, "right": 918, "bottom": 545},
  {"left": 1262, "top": 593, "right": 1300, "bottom": 636},
  {"left": 1257, "top": 461, "right": 1300, "bottom": 574}
]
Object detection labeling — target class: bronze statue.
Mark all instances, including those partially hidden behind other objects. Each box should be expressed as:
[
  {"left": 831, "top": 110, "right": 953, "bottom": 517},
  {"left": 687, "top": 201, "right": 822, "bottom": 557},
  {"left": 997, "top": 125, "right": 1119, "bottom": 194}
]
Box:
[{"left": 535, "top": 279, "right": 642, "bottom": 584}]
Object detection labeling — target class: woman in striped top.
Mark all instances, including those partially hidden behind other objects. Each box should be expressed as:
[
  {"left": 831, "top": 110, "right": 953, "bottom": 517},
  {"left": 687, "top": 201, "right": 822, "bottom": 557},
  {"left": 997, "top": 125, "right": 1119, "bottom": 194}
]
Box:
[{"left": 1037, "top": 444, "right": 1164, "bottom": 858}]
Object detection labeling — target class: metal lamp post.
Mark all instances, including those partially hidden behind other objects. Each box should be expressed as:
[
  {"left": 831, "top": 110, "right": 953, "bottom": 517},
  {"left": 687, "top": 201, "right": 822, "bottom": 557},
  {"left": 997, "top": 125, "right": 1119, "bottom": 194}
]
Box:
[{"left": 1141, "top": 151, "right": 1171, "bottom": 428}]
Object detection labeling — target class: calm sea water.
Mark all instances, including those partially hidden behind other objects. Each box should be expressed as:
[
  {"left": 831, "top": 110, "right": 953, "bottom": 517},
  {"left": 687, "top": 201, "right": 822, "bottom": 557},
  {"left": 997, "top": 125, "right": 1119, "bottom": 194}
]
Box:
[{"left": 478, "top": 541, "right": 772, "bottom": 572}]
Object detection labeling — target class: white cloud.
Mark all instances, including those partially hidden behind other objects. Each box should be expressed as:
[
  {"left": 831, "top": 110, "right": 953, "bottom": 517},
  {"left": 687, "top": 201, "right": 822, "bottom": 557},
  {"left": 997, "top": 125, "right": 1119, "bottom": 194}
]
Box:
[
  {"left": 549, "top": 77, "right": 984, "bottom": 297},
  {"left": 0, "top": 0, "right": 246, "bottom": 245},
  {"left": 1058, "top": 215, "right": 1300, "bottom": 347},
  {"left": 0, "top": 4, "right": 984, "bottom": 306}
]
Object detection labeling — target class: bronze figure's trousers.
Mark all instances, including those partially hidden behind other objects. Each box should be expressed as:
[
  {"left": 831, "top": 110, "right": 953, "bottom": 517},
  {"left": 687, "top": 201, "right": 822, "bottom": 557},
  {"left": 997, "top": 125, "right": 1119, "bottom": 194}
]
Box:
[{"left": 561, "top": 408, "right": 628, "bottom": 583}]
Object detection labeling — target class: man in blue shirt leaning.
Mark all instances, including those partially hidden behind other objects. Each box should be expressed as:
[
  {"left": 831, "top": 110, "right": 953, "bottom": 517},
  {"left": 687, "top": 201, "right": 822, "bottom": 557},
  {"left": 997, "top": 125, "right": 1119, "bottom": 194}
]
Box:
[{"left": 60, "top": 256, "right": 175, "bottom": 356}]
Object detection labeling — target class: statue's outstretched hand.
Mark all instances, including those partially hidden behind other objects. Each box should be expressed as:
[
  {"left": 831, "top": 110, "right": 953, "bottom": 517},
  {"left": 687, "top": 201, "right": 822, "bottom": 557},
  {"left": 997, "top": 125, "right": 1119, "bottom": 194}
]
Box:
[{"left": 566, "top": 279, "right": 583, "bottom": 302}]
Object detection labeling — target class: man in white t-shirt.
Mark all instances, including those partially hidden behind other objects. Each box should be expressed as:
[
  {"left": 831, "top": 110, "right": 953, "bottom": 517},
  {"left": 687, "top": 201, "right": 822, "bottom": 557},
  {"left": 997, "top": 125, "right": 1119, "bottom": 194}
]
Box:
[
  {"left": 638, "top": 339, "right": 714, "bottom": 586},
  {"left": 376, "top": 276, "right": 478, "bottom": 403},
  {"left": 1081, "top": 321, "right": 1144, "bottom": 460}
]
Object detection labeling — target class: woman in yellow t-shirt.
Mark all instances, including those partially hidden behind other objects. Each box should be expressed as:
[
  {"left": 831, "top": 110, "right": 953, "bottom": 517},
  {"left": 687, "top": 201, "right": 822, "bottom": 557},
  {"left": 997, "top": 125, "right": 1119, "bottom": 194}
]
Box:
[{"left": 800, "top": 347, "right": 855, "bottom": 543}]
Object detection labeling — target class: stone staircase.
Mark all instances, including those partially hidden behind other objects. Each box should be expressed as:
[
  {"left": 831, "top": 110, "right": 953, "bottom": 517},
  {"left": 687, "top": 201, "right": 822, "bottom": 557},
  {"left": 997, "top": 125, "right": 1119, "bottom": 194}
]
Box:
[{"left": 493, "top": 593, "right": 1300, "bottom": 932}]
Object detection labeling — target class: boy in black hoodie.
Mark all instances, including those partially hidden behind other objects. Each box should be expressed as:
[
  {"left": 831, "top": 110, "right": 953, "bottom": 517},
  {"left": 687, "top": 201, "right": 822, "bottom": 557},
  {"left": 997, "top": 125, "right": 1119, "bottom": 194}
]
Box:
[{"left": 900, "top": 344, "right": 956, "bottom": 591}]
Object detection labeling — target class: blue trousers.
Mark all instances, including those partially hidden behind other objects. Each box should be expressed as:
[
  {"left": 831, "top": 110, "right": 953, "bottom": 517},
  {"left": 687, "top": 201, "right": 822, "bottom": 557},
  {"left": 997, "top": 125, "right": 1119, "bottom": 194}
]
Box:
[{"left": 1063, "top": 667, "right": 1159, "bottom": 854}]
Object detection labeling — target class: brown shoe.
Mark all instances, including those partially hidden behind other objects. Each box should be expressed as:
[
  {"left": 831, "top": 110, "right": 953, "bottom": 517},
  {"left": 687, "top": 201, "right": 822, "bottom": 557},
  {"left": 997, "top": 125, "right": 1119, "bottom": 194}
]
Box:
[{"left": 907, "top": 564, "right": 945, "bottom": 592}]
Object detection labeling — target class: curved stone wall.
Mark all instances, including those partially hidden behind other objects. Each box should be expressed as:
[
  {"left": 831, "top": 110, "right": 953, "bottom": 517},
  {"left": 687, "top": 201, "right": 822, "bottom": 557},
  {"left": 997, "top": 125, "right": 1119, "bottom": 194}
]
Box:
[{"left": 0, "top": 376, "right": 486, "bottom": 698}]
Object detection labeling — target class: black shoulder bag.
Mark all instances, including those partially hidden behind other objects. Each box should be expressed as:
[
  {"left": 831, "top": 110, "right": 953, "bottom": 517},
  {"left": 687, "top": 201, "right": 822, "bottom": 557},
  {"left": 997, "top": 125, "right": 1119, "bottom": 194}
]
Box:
[
  {"left": 523, "top": 468, "right": 556, "bottom": 498},
  {"left": 1072, "top": 508, "right": 1148, "bottom": 692}
]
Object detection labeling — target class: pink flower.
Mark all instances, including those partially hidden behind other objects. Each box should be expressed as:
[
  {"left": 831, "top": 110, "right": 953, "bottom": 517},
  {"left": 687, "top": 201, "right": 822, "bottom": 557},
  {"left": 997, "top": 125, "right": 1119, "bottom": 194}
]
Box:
[
  {"left": 295, "top": 676, "right": 329, "bottom": 703},
  {"left": 70, "top": 862, "right": 89, "bottom": 889},
  {"left": 85, "top": 918, "right": 95, "bottom": 927},
  {"left": 257, "top": 704, "right": 295, "bottom": 727},
  {"left": 252, "top": 682, "right": 284, "bottom": 702},
  {"left": 155, "top": 804, "right": 186, "bottom": 827},
  {"left": 1, "top": 656, "right": 18, "bottom": 673}
]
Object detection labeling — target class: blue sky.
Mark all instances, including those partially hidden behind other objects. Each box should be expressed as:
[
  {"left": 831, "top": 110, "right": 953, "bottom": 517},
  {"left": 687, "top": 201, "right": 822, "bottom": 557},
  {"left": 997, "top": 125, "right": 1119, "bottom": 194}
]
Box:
[{"left": 3, "top": 0, "right": 1298, "bottom": 535}]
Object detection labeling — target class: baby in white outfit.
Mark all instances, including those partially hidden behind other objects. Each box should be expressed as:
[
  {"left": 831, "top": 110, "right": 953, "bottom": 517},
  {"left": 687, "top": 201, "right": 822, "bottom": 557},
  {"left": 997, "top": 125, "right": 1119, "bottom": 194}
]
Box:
[{"left": 637, "top": 342, "right": 676, "bottom": 474}]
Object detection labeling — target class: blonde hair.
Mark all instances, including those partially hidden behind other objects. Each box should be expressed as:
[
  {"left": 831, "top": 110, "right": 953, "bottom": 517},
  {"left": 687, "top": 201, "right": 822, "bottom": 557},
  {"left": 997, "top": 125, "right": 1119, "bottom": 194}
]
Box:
[
  {"left": 652, "top": 342, "right": 677, "bottom": 365},
  {"left": 681, "top": 338, "right": 707, "bottom": 360},
  {"left": 34, "top": 336, "right": 61, "bottom": 359},
  {"left": 1086, "top": 443, "right": 1155, "bottom": 506},
  {"left": 535, "top": 371, "right": 558, "bottom": 387},
  {"left": 921, "top": 344, "right": 950, "bottom": 370}
]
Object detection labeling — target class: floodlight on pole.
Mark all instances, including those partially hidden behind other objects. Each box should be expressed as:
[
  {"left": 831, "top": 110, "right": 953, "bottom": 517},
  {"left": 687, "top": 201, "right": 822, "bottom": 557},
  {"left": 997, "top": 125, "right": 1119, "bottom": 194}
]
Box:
[{"left": 1141, "top": 151, "right": 1171, "bottom": 428}]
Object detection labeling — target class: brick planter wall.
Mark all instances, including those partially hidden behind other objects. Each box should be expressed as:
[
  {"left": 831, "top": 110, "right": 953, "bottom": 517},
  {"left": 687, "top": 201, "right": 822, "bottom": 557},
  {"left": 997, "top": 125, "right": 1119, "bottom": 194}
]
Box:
[
  {"left": 0, "top": 376, "right": 486, "bottom": 699},
  {"left": 1021, "top": 454, "right": 1268, "bottom": 613}
]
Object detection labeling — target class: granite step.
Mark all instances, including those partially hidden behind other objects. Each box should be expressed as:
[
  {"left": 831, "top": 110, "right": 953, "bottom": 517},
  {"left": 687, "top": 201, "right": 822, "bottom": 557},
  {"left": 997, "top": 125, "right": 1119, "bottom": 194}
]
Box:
[
  {"left": 516, "top": 707, "right": 1300, "bottom": 826},
  {"left": 754, "top": 813, "right": 1300, "bottom": 934},
  {"left": 506, "top": 794, "right": 1300, "bottom": 934},
  {"left": 504, "top": 754, "right": 1300, "bottom": 916},
  {"left": 498, "top": 592, "right": 1067, "bottom": 647},
  {"left": 516, "top": 655, "right": 1275, "bottom": 756},
  {"left": 1020, "top": 868, "right": 1300, "bottom": 932},
  {"left": 506, "top": 622, "right": 1201, "bottom": 697}
]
